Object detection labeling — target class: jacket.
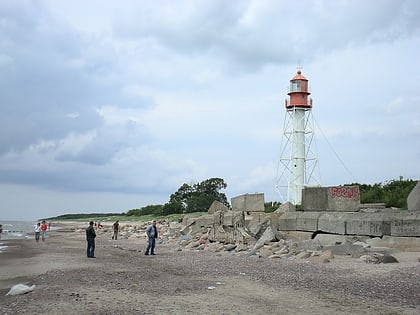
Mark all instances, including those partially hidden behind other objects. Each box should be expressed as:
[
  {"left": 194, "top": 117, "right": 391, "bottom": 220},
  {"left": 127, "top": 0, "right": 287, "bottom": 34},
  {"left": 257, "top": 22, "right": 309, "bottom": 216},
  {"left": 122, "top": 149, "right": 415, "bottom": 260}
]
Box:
[
  {"left": 146, "top": 225, "right": 158, "bottom": 239},
  {"left": 86, "top": 226, "right": 96, "bottom": 240}
]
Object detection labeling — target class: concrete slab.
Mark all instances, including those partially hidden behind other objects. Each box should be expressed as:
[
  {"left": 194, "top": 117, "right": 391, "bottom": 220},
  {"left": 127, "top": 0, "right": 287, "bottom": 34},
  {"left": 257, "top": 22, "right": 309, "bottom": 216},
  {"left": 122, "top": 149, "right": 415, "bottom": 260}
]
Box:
[
  {"left": 318, "top": 212, "right": 348, "bottom": 235},
  {"left": 295, "top": 212, "right": 321, "bottom": 231},
  {"left": 278, "top": 212, "right": 298, "bottom": 231},
  {"left": 231, "top": 193, "right": 264, "bottom": 212},
  {"left": 346, "top": 212, "right": 391, "bottom": 236},
  {"left": 391, "top": 211, "right": 420, "bottom": 237}
]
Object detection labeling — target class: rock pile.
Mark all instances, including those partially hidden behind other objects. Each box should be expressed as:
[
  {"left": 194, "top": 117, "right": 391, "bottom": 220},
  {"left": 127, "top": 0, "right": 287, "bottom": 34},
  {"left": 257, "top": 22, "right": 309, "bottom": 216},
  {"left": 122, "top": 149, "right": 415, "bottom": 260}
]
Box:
[{"left": 100, "top": 220, "right": 401, "bottom": 264}]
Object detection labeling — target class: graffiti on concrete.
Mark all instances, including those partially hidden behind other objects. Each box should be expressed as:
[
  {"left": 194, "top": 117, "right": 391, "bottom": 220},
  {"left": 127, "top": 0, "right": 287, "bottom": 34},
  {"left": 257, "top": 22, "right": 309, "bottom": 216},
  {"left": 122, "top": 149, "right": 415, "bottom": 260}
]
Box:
[{"left": 330, "top": 186, "right": 360, "bottom": 201}]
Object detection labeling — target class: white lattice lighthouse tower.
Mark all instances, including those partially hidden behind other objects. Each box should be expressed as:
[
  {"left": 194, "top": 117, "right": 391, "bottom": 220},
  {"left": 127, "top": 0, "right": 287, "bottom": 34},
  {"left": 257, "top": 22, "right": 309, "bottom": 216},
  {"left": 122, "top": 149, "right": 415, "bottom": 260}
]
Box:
[{"left": 276, "top": 69, "right": 319, "bottom": 205}]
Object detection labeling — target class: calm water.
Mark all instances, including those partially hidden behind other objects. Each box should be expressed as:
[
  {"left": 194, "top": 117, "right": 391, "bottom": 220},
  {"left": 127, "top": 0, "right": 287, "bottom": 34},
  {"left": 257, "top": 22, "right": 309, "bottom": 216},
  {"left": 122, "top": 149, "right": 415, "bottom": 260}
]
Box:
[
  {"left": 0, "top": 220, "right": 56, "bottom": 253},
  {"left": 0, "top": 220, "right": 35, "bottom": 240}
]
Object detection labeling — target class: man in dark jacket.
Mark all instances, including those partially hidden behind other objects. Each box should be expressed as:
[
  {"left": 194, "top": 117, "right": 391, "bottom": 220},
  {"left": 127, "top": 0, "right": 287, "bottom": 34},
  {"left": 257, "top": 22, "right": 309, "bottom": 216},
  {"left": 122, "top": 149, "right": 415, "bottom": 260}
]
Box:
[
  {"left": 86, "top": 221, "right": 96, "bottom": 258},
  {"left": 145, "top": 220, "right": 158, "bottom": 255}
]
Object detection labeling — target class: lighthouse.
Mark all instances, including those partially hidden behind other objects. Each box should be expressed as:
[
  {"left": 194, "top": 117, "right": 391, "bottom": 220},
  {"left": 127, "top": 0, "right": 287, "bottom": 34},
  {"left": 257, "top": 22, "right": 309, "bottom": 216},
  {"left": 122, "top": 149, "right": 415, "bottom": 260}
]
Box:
[{"left": 275, "top": 69, "right": 320, "bottom": 205}]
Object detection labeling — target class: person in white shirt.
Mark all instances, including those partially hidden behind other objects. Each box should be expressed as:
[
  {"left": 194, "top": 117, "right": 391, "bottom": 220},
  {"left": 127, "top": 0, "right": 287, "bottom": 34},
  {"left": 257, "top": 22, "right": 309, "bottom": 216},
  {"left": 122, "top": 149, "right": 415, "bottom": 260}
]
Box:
[{"left": 34, "top": 222, "right": 41, "bottom": 242}]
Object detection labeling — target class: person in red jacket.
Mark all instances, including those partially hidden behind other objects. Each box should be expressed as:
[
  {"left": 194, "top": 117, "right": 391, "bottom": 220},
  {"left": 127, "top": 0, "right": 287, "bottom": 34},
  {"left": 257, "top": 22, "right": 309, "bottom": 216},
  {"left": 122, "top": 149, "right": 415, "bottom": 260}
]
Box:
[{"left": 40, "top": 220, "right": 48, "bottom": 241}]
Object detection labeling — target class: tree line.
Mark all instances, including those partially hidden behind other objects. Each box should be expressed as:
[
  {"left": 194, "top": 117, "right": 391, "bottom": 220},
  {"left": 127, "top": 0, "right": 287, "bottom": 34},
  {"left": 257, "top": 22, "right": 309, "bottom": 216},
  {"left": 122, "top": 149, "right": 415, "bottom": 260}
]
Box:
[
  {"left": 45, "top": 177, "right": 417, "bottom": 220},
  {"left": 126, "top": 178, "right": 417, "bottom": 217}
]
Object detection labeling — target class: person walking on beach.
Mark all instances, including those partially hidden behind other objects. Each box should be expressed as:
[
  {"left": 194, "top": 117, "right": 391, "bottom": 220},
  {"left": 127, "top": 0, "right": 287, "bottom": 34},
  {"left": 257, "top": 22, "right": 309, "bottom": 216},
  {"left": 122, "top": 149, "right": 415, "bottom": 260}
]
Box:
[
  {"left": 112, "top": 220, "right": 119, "bottom": 240},
  {"left": 145, "top": 220, "right": 158, "bottom": 255},
  {"left": 40, "top": 220, "right": 48, "bottom": 241},
  {"left": 34, "top": 222, "right": 41, "bottom": 242},
  {"left": 86, "top": 221, "right": 96, "bottom": 258}
]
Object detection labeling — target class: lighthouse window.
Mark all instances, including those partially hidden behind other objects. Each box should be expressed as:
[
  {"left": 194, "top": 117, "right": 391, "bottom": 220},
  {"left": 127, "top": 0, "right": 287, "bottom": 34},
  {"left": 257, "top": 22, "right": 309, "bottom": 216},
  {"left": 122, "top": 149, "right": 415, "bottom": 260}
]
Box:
[{"left": 290, "top": 80, "right": 301, "bottom": 92}]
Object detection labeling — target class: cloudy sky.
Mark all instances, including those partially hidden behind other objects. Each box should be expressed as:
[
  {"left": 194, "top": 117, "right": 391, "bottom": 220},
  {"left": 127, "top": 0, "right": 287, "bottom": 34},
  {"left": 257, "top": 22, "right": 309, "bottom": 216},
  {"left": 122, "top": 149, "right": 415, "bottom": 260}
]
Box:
[{"left": 1, "top": 0, "right": 419, "bottom": 221}]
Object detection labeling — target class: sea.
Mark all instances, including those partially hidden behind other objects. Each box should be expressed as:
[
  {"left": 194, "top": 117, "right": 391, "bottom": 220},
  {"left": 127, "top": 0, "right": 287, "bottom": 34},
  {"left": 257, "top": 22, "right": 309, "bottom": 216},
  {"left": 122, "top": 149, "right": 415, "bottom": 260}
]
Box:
[{"left": 0, "top": 220, "right": 58, "bottom": 253}]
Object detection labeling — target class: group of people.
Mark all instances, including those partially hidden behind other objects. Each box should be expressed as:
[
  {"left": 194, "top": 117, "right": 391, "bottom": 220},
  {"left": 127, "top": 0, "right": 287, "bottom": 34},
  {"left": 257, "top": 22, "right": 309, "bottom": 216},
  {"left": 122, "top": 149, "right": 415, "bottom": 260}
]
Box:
[
  {"left": 85, "top": 220, "right": 159, "bottom": 258},
  {"left": 34, "top": 220, "right": 49, "bottom": 242}
]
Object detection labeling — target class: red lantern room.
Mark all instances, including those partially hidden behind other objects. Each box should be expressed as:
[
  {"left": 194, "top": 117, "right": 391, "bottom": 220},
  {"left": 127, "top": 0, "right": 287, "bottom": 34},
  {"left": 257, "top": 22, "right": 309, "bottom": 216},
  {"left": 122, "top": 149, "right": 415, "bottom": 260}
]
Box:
[{"left": 285, "top": 70, "right": 312, "bottom": 109}]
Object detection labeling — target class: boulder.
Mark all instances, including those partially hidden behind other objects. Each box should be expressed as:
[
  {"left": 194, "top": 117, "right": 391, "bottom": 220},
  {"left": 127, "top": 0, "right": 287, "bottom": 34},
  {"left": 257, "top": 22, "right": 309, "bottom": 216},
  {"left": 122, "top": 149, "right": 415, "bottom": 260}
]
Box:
[{"left": 208, "top": 200, "right": 229, "bottom": 214}]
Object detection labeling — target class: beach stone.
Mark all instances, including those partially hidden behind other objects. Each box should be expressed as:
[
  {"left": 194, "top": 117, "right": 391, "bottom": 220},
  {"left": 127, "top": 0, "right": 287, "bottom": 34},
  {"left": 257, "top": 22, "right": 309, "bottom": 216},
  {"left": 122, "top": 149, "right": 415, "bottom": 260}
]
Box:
[
  {"left": 300, "top": 239, "right": 322, "bottom": 251},
  {"left": 323, "top": 242, "right": 365, "bottom": 256},
  {"left": 190, "top": 241, "right": 201, "bottom": 248},
  {"left": 268, "top": 254, "right": 282, "bottom": 259},
  {"left": 236, "top": 244, "right": 249, "bottom": 252},
  {"left": 274, "top": 245, "right": 289, "bottom": 255},
  {"left": 224, "top": 244, "right": 237, "bottom": 251},
  {"left": 259, "top": 248, "right": 273, "bottom": 258},
  {"left": 381, "top": 255, "right": 399, "bottom": 264},
  {"left": 320, "top": 249, "right": 334, "bottom": 260},
  {"left": 296, "top": 251, "right": 311, "bottom": 259},
  {"left": 308, "top": 256, "right": 330, "bottom": 263}
]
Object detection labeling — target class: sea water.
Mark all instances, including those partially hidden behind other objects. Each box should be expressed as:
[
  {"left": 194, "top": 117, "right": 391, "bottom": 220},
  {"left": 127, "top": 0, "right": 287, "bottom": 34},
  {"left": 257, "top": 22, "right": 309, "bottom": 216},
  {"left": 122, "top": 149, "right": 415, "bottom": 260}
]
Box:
[{"left": 0, "top": 220, "right": 41, "bottom": 253}]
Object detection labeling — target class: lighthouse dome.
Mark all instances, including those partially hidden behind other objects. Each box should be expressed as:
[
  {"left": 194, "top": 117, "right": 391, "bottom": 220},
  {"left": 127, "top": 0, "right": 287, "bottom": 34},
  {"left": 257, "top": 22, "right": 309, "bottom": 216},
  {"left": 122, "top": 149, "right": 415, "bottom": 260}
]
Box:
[{"left": 291, "top": 70, "right": 307, "bottom": 81}]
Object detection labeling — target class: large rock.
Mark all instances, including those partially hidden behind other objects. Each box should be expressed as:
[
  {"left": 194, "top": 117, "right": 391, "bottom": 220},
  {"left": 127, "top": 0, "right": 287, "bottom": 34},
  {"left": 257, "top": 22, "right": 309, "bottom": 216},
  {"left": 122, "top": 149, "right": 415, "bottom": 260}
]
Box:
[
  {"left": 313, "top": 234, "right": 351, "bottom": 246},
  {"left": 323, "top": 242, "right": 365, "bottom": 256},
  {"left": 275, "top": 202, "right": 296, "bottom": 213},
  {"left": 253, "top": 221, "right": 276, "bottom": 249},
  {"left": 208, "top": 200, "right": 229, "bottom": 214},
  {"left": 407, "top": 181, "right": 420, "bottom": 211},
  {"left": 366, "top": 236, "right": 420, "bottom": 251}
]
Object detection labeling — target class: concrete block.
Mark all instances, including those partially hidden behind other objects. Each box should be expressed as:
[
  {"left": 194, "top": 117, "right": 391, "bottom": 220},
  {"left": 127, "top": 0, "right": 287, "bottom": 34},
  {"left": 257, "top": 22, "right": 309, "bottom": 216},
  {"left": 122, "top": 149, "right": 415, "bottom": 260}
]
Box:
[
  {"left": 295, "top": 212, "right": 321, "bottom": 231},
  {"left": 182, "top": 214, "right": 213, "bottom": 228},
  {"left": 302, "top": 187, "right": 328, "bottom": 211},
  {"left": 208, "top": 200, "right": 229, "bottom": 214},
  {"left": 346, "top": 212, "right": 391, "bottom": 236},
  {"left": 327, "top": 186, "right": 360, "bottom": 211},
  {"left": 278, "top": 212, "right": 298, "bottom": 231},
  {"left": 318, "top": 212, "right": 348, "bottom": 235},
  {"left": 231, "top": 193, "right": 265, "bottom": 212},
  {"left": 302, "top": 186, "right": 360, "bottom": 212},
  {"left": 391, "top": 211, "right": 420, "bottom": 237}
]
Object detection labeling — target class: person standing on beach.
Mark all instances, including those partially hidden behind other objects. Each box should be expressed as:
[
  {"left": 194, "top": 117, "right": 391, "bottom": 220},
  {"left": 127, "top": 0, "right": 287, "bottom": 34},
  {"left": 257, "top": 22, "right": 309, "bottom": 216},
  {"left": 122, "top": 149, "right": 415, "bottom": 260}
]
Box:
[
  {"left": 0, "top": 224, "right": 2, "bottom": 239},
  {"left": 112, "top": 220, "right": 119, "bottom": 240},
  {"left": 34, "top": 222, "right": 41, "bottom": 242},
  {"left": 145, "top": 220, "right": 158, "bottom": 255},
  {"left": 40, "top": 220, "right": 48, "bottom": 241},
  {"left": 86, "top": 221, "right": 96, "bottom": 258}
]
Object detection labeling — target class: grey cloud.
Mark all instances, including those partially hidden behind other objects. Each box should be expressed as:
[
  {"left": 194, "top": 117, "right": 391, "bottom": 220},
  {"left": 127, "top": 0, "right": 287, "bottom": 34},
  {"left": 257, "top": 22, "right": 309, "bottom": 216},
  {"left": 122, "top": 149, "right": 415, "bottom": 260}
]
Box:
[{"left": 112, "top": 0, "right": 420, "bottom": 72}]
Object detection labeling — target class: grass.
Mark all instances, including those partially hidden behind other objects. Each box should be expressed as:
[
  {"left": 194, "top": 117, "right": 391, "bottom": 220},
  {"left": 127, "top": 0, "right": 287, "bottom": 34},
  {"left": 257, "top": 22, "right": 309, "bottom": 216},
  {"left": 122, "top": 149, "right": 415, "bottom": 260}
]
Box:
[{"left": 49, "top": 212, "right": 208, "bottom": 224}]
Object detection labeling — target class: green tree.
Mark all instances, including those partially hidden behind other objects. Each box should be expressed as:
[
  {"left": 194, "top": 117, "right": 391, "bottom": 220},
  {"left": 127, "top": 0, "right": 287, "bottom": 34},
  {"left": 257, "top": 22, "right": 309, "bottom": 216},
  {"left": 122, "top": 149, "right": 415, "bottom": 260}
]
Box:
[
  {"left": 349, "top": 179, "right": 417, "bottom": 209},
  {"left": 163, "top": 178, "right": 229, "bottom": 214},
  {"left": 126, "top": 205, "right": 163, "bottom": 216},
  {"left": 264, "top": 201, "right": 282, "bottom": 213}
]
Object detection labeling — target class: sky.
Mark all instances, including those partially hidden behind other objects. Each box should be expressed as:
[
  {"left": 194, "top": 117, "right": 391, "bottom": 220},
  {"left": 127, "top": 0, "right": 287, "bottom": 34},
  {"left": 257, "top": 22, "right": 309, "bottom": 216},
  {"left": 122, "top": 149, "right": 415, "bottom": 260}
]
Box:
[{"left": 0, "top": 0, "right": 419, "bottom": 221}]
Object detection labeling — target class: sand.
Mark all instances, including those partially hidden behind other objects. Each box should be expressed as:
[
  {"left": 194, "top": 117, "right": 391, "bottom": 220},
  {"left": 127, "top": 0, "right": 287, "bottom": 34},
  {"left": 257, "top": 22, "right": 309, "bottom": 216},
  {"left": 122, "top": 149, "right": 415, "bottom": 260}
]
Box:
[{"left": 0, "top": 221, "right": 420, "bottom": 315}]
